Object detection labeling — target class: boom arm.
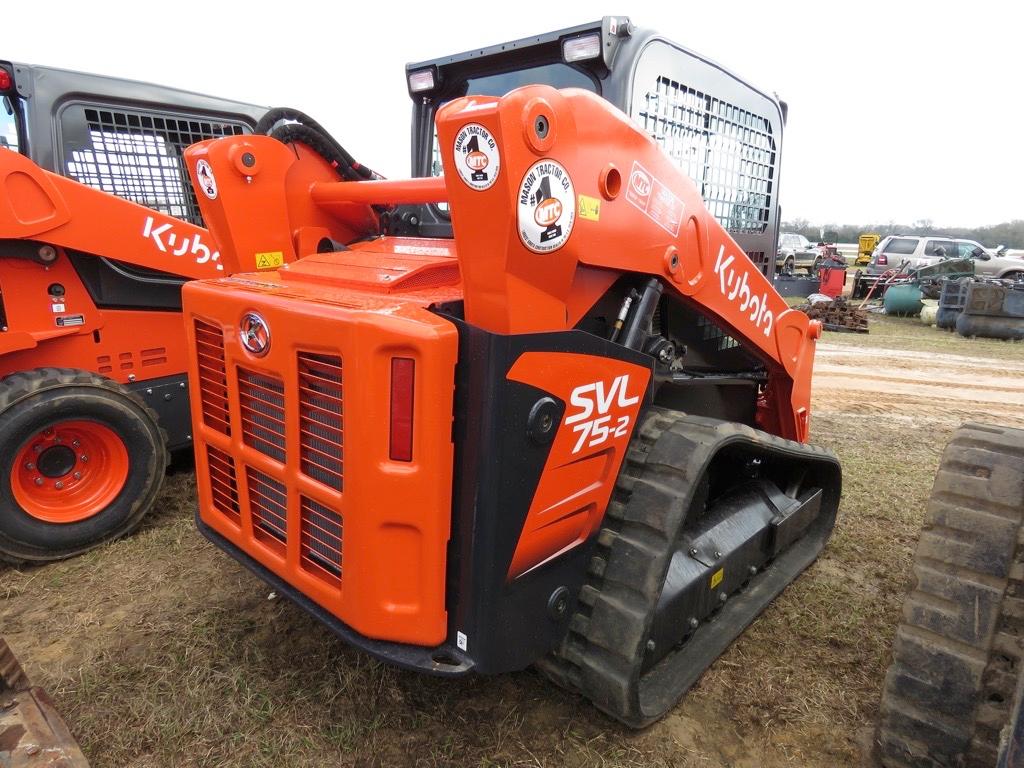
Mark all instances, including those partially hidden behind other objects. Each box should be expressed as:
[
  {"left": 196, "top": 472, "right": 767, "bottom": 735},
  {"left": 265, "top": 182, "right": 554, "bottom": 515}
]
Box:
[{"left": 185, "top": 86, "right": 820, "bottom": 442}]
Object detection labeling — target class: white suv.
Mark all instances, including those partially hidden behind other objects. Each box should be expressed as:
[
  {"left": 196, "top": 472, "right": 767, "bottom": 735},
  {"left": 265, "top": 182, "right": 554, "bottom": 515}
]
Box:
[{"left": 866, "top": 235, "right": 1024, "bottom": 279}]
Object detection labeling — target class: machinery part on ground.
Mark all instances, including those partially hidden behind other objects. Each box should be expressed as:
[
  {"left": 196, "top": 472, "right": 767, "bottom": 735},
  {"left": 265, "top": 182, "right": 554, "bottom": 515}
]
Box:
[
  {"left": 538, "top": 409, "right": 840, "bottom": 727},
  {"left": 796, "top": 296, "right": 868, "bottom": 333},
  {"left": 0, "top": 368, "right": 167, "bottom": 563},
  {"left": 181, "top": 76, "right": 840, "bottom": 727},
  {"left": 0, "top": 637, "right": 90, "bottom": 766},
  {"left": 883, "top": 284, "right": 925, "bottom": 316},
  {"left": 955, "top": 281, "right": 1024, "bottom": 340},
  {"left": 877, "top": 423, "right": 1024, "bottom": 768},
  {"left": 858, "top": 233, "right": 881, "bottom": 266}
]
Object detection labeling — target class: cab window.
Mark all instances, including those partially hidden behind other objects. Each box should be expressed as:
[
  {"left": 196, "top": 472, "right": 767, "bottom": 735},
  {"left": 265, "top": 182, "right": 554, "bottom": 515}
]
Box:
[{"left": 1, "top": 95, "right": 20, "bottom": 153}]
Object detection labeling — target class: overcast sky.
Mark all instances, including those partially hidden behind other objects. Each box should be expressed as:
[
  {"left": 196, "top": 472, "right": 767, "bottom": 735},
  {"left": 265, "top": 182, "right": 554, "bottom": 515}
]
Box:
[{"left": 6, "top": 1, "right": 1020, "bottom": 227}]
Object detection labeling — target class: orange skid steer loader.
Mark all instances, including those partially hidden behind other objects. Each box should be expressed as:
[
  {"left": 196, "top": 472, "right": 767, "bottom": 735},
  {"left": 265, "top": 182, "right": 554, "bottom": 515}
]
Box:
[
  {"left": 180, "top": 79, "right": 841, "bottom": 725},
  {"left": 0, "top": 62, "right": 371, "bottom": 562}
]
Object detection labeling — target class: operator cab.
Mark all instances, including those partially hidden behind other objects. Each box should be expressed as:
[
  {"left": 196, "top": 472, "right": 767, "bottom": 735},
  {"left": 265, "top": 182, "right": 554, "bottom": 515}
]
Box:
[{"left": 396, "top": 16, "right": 787, "bottom": 279}]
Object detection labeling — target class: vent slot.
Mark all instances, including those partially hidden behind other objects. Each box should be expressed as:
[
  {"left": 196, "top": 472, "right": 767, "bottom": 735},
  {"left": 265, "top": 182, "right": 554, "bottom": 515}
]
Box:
[
  {"left": 238, "top": 368, "right": 286, "bottom": 462},
  {"left": 194, "top": 320, "right": 230, "bottom": 436},
  {"left": 300, "top": 496, "right": 343, "bottom": 586},
  {"left": 246, "top": 468, "right": 288, "bottom": 553},
  {"left": 206, "top": 446, "right": 240, "bottom": 525},
  {"left": 298, "top": 353, "right": 343, "bottom": 491}
]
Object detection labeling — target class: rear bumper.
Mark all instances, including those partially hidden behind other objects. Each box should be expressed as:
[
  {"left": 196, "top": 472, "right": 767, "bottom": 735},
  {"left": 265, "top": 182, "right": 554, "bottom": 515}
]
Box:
[{"left": 197, "top": 511, "right": 474, "bottom": 676}]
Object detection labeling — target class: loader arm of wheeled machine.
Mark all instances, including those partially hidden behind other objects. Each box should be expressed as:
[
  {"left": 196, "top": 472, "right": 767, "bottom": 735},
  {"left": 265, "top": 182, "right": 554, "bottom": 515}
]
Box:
[{"left": 181, "top": 85, "right": 837, "bottom": 727}]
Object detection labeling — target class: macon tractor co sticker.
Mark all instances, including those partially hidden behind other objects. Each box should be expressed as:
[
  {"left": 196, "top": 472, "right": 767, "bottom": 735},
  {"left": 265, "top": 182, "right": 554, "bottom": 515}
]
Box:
[
  {"left": 518, "top": 160, "right": 575, "bottom": 253},
  {"left": 195, "top": 159, "right": 218, "bottom": 200},
  {"left": 453, "top": 123, "right": 500, "bottom": 191}
]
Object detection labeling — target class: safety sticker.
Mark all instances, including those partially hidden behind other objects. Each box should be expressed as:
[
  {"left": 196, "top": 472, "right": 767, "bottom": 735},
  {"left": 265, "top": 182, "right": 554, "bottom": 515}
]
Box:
[
  {"left": 51, "top": 303, "right": 66, "bottom": 313},
  {"left": 517, "top": 160, "right": 575, "bottom": 253},
  {"left": 453, "top": 123, "right": 500, "bottom": 191},
  {"left": 255, "top": 251, "right": 285, "bottom": 270},
  {"left": 710, "top": 567, "right": 724, "bottom": 590},
  {"left": 578, "top": 194, "right": 601, "bottom": 222},
  {"left": 456, "top": 631, "right": 468, "bottom": 651},
  {"left": 625, "top": 161, "right": 684, "bottom": 237}
]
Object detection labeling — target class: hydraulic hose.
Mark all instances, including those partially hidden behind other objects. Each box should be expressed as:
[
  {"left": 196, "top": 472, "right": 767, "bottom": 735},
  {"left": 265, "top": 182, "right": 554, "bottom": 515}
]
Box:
[{"left": 256, "top": 107, "right": 382, "bottom": 182}]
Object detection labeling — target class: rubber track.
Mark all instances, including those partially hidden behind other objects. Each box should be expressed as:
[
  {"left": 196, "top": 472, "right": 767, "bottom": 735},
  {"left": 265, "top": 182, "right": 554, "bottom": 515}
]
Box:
[
  {"left": 878, "top": 423, "right": 1024, "bottom": 768},
  {"left": 0, "top": 367, "right": 169, "bottom": 563},
  {"left": 537, "top": 408, "right": 840, "bottom": 727}
]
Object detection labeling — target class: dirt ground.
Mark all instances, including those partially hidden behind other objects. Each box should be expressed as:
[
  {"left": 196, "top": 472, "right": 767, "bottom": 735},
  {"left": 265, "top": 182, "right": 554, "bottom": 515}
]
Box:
[{"left": 2, "top": 315, "right": 1023, "bottom": 768}]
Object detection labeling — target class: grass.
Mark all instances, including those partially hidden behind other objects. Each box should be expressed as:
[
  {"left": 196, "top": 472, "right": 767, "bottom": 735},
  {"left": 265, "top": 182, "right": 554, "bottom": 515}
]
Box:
[{"left": 1, "top": 316, "right": 1022, "bottom": 767}]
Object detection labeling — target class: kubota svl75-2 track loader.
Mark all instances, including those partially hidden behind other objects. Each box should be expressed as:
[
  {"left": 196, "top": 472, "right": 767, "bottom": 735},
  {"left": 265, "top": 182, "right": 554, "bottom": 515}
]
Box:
[
  {"left": 180, "top": 70, "right": 841, "bottom": 724},
  {"left": 0, "top": 63, "right": 372, "bottom": 562}
]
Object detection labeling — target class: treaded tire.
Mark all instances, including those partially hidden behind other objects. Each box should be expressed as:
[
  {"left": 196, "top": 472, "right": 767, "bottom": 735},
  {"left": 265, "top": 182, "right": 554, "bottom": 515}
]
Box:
[
  {"left": 877, "top": 423, "right": 1024, "bottom": 767},
  {"left": 0, "top": 368, "right": 168, "bottom": 563}
]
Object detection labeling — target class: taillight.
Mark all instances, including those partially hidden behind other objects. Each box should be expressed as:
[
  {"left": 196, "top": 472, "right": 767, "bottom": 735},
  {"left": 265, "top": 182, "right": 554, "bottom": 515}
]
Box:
[
  {"left": 877, "top": 254, "right": 888, "bottom": 265},
  {"left": 389, "top": 358, "right": 415, "bottom": 461},
  {"left": 0, "top": 68, "right": 11, "bottom": 92}
]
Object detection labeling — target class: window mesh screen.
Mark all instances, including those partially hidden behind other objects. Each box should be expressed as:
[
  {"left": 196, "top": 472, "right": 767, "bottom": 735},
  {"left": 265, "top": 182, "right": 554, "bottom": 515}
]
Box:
[
  {"left": 635, "top": 76, "right": 775, "bottom": 234},
  {"left": 63, "top": 107, "right": 246, "bottom": 226}
]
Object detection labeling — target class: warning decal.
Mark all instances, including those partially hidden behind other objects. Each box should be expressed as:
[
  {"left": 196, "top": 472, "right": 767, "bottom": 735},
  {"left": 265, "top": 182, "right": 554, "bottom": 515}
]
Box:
[
  {"left": 255, "top": 251, "right": 285, "bottom": 269},
  {"left": 453, "top": 123, "right": 500, "bottom": 191},
  {"left": 196, "top": 159, "right": 218, "bottom": 200},
  {"left": 578, "top": 194, "right": 601, "bottom": 221},
  {"left": 625, "top": 161, "right": 685, "bottom": 237},
  {"left": 517, "top": 160, "right": 575, "bottom": 253}
]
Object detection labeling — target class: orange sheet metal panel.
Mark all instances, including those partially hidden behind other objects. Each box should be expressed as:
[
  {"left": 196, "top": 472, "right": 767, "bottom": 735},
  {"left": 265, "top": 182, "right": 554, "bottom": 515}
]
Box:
[{"left": 184, "top": 266, "right": 458, "bottom": 646}]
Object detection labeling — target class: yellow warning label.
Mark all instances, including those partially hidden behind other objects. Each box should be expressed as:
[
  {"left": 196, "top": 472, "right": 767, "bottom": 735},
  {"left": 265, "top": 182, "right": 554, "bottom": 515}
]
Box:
[
  {"left": 578, "top": 194, "right": 601, "bottom": 221},
  {"left": 710, "top": 568, "right": 724, "bottom": 589},
  {"left": 255, "top": 251, "right": 285, "bottom": 270}
]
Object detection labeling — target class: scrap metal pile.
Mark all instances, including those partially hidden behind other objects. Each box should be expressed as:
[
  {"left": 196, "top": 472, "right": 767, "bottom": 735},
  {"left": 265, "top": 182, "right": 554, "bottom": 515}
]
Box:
[{"left": 795, "top": 295, "right": 869, "bottom": 333}]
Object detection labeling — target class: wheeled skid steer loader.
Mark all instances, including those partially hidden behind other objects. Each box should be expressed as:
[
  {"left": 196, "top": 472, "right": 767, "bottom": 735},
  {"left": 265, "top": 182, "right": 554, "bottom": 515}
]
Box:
[{"left": 178, "top": 79, "right": 841, "bottom": 726}]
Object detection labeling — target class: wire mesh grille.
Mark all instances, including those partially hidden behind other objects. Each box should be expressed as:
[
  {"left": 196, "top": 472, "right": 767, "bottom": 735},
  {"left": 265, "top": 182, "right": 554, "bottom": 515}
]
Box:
[
  {"left": 238, "top": 368, "right": 286, "bottom": 463},
  {"left": 300, "top": 496, "right": 343, "bottom": 586},
  {"left": 62, "top": 106, "right": 246, "bottom": 226},
  {"left": 206, "top": 446, "right": 240, "bottom": 525},
  {"left": 246, "top": 467, "right": 288, "bottom": 552},
  {"left": 298, "top": 353, "right": 344, "bottom": 491},
  {"left": 635, "top": 76, "right": 775, "bottom": 234},
  {"left": 194, "top": 320, "right": 230, "bottom": 436}
]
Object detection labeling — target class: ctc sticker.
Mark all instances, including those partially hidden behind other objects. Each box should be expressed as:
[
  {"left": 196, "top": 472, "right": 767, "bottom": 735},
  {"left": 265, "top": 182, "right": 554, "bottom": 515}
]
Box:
[
  {"left": 453, "top": 123, "right": 500, "bottom": 191},
  {"left": 517, "top": 160, "right": 575, "bottom": 253}
]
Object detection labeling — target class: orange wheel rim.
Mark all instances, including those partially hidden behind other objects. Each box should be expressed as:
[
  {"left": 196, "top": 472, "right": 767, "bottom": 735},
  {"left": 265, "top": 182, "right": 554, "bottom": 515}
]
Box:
[{"left": 11, "top": 420, "right": 129, "bottom": 524}]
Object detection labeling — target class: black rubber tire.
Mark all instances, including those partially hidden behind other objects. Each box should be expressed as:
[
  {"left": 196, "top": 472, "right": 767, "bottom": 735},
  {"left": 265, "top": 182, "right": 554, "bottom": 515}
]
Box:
[
  {"left": 0, "top": 368, "right": 168, "bottom": 563},
  {"left": 877, "top": 423, "right": 1024, "bottom": 768},
  {"left": 1002, "top": 270, "right": 1023, "bottom": 282},
  {"left": 810, "top": 256, "right": 823, "bottom": 275},
  {"left": 783, "top": 257, "right": 795, "bottom": 276}
]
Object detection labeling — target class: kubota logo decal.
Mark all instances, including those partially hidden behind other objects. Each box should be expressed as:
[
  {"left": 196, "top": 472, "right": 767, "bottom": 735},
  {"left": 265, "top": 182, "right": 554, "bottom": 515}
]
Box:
[
  {"left": 453, "top": 123, "right": 500, "bottom": 190},
  {"left": 142, "top": 216, "right": 222, "bottom": 270},
  {"left": 565, "top": 375, "right": 640, "bottom": 454},
  {"left": 713, "top": 244, "right": 774, "bottom": 337}
]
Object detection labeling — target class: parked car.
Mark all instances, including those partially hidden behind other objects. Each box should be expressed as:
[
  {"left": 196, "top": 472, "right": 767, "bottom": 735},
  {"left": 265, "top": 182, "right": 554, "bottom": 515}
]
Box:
[
  {"left": 957, "top": 240, "right": 1024, "bottom": 280},
  {"left": 776, "top": 232, "right": 822, "bottom": 274},
  {"left": 865, "top": 235, "right": 960, "bottom": 276}
]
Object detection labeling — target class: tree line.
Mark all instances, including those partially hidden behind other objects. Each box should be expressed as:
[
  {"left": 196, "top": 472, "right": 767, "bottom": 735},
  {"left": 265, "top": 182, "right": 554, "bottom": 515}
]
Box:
[{"left": 781, "top": 219, "right": 1024, "bottom": 248}]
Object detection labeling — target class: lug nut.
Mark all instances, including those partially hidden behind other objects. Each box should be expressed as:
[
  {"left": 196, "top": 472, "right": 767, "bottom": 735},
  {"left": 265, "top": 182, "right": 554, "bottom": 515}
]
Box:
[
  {"left": 55, "top": 481, "right": 64, "bottom": 490},
  {"left": 748, "top": 565, "right": 758, "bottom": 576},
  {"left": 713, "top": 551, "right": 722, "bottom": 559},
  {"left": 718, "top": 592, "right": 728, "bottom": 604},
  {"left": 688, "top": 548, "right": 698, "bottom": 556},
  {"left": 33, "top": 444, "right": 43, "bottom": 453},
  {"left": 80, "top": 455, "right": 89, "bottom": 462},
  {"left": 24, "top": 462, "right": 34, "bottom": 470},
  {"left": 73, "top": 472, "right": 82, "bottom": 480},
  {"left": 72, "top": 440, "right": 80, "bottom": 448},
  {"left": 646, "top": 639, "right": 656, "bottom": 653},
  {"left": 34, "top": 477, "right": 43, "bottom": 486},
  {"left": 688, "top": 617, "right": 699, "bottom": 629}
]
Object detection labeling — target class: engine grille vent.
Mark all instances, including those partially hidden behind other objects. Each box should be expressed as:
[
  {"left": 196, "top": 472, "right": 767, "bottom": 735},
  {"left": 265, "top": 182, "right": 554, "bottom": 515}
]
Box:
[
  {"left": 206, "top": 446, "right": 240, "bottom": 525},
  {"left": 246, "top": 468, "right": 288, "bottom": 553},
  {"left": 300, "top": 496, "right": 343, "bottom": 586},
  {"left": 298, "top": 353, "right": 344, "bottom": 491},
  {"left": 238, "top": 368, "right": 286, "bottom": 463},
  {"left": 194, "top": 320, "right": 230, "bottom": 436}
]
